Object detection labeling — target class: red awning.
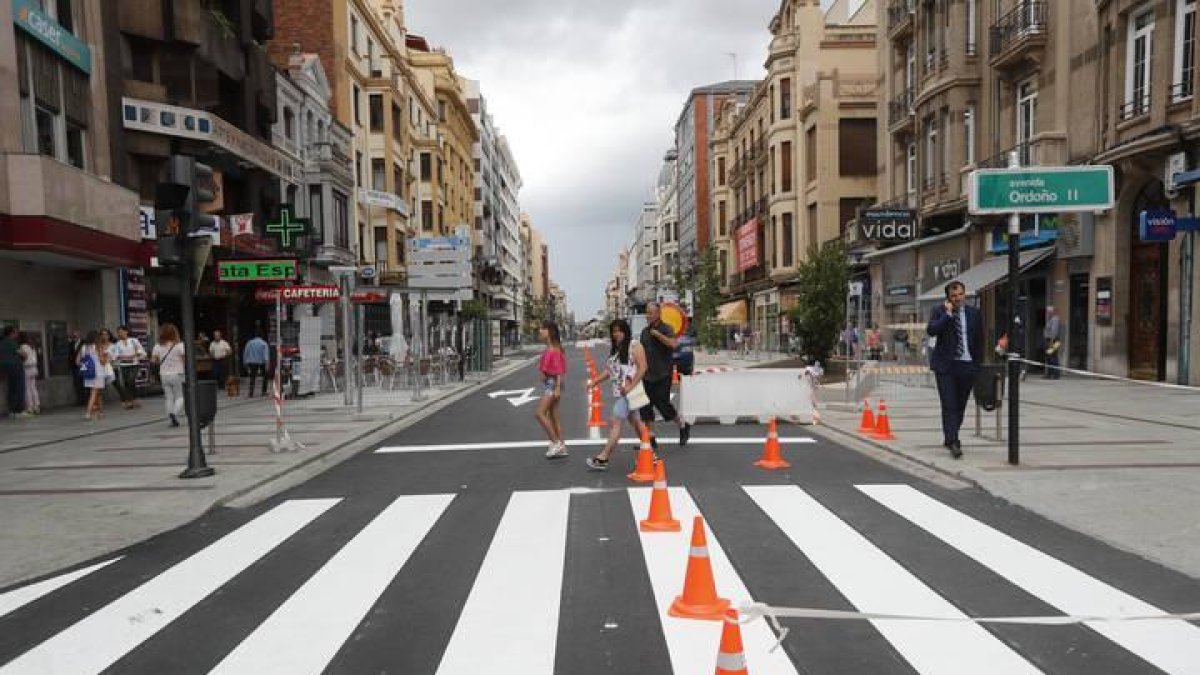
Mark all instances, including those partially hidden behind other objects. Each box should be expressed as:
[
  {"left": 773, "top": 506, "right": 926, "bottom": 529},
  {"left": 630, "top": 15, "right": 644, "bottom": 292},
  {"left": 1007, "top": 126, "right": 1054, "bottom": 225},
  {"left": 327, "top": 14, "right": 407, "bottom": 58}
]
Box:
[{"left": 0, "top": 215, "right": 141, "bottom": 267}]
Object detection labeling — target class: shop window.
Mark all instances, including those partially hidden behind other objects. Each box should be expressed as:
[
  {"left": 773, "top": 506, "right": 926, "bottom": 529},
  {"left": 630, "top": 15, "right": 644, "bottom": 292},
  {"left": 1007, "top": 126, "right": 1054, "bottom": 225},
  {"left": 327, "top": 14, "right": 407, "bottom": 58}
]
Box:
[
  {"left": 35, "top": 106, "right": 56, "bottom": 158},
  {"left": 66, "top": 122, "right": 85, "bottom": 169}
]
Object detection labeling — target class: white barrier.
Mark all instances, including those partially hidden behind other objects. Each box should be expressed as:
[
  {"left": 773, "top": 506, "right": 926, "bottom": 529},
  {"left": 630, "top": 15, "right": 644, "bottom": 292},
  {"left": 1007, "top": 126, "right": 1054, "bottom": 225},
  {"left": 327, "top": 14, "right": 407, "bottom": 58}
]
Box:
[{"left": 679, "top": 369, "right": 816, "bottom": 425}]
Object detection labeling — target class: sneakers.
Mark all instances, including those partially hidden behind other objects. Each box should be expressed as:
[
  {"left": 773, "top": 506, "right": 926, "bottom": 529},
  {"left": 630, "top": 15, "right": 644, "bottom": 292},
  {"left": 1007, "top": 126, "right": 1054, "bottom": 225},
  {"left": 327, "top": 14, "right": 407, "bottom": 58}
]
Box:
[
  {"left": 545, "top": 442, "right": 569, "bottom": 459},
  {"left": 585, "top": 456, "right": 610, "bottom": 471},
  {"left": 679, "top": 423, "right": 692, "bottom": 447}
]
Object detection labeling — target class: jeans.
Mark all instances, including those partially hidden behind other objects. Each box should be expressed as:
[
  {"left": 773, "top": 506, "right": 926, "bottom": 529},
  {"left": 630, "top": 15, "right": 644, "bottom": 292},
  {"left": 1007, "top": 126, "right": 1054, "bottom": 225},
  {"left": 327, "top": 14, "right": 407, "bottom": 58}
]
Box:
[
  {"left": 934, "top": 361, "right": 978, "bottom": 445},
  {"left": 114, "top": 365, "right": 139, "bottom": 403},
  {"left": 245, "top": 363, "right": 267, "bottom": 396},
  {"left": 3, "top": 364, "right": 25, "bottom": 415},
  {"left": 639, "top": 377, "right": 678, "bottom": 423},
  {"left": 161, "top": 372, "right": 185, "bottom": 418},
  {"left": 212, "top": 357, "right": 228, "bottom": 391}
]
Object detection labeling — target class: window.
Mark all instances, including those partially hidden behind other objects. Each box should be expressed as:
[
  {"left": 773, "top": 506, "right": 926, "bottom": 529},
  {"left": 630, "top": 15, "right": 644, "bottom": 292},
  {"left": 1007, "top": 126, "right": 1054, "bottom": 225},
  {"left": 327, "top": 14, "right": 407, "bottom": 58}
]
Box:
[
  {"left": 393, "top": 163, "right": 404, "bottom": 194},
  {"left": 351, "top": 15, "right": 360, "bottom": 55},
  {"left": 371, "top": 158, "right": 386, "bottom": 191},
  {"left": 420, "top": 153, "right": 432, "bottom": 181},
  {"left": 309, "top": 185, "right": 324, "bottom": 243},
  {"left": 770, "top": 85, "right": 776, "bottom": 124},
  {"left": 375, "top": 227, "right": 388, "bottom": 266},
  {"left": 966, "top": 0, "right": 977, "bottom": 54},
  {"left": 838, "top": 119, "right": 876, "bottom": 176},
  {"left": 782, "top": 213, "right": 794, "bottom": 267},
  {"left": 718, "top": 200, "right": 727, "bottom": 236},
  {"left": 1175, "top": 0, "right": 1196, "bottom": 101},
  {"left": 770, "top": 215, "right": 778, "bottom": 268},
  {"left": 369, "top": 94, "right": 383, "bottom": 132},
  {"left": 1017, "top": 79, "right": 1037, "bottom": 162},
  {"left": 770, "top": 145, "right": 776, "bottom": 194},
  {"left": 35, "top": 106, "right": 56, "bottom": 158},
  {"left": 65, "top": 121, "right": 84, "bottom": 168},
  {"left": 368, "top": 39, "right": 381, "bottom": 77},
  {"left": 717, "top": 156, "right": 726, "bottom": 186},
  {"left": 421, "top": 200, "right": 434, "bottom": 230},
  {"left": 353, "top": 85, "right": 362, "bottom": 126},
  {"left": 906, "top": 142, "right": 917, "bottom": 198},
  {"left": 355, "top": 151, "right": 363, "bottom": 186},
  {"left": 781, "top": 141, "right": 793, "bottom": 192},
  {"left": 283, "top": 107, "right": 294, "bottom": 139},
  {"left": 438, "top": 100, "right": 447, "bottom": 123},
  {"left": 805, "top": 126, "right": 817, "bottom": 180},
  {"left": 333, "top": 191, "right": 350, "bottom": 247},
  {"left": 964, "top": 105, "right": 976, "bottom": 166},
  {"left": 780, "top": 78, "right": 792, "bottom": 119},
  {"left": 807, "top": 204, "right": 818, "bottom": 252},
  {"left": 925, "top": 118, "right": 937, "bottom": 185},
  {"left": 1126, "top": 8, "right": 1155, "bottom": 117},
  {"left": 55, "top": 0, "right": 74, "bottom": 33},
  {"left": 392, "top": 104, "right": 403, "bottom": 141}
]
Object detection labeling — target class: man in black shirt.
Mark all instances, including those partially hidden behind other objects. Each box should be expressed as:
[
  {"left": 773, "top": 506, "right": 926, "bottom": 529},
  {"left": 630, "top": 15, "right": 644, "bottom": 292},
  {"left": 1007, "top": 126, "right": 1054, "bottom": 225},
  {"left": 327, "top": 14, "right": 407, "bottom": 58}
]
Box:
[{"left": 640, "top": 302, "right": 692, "bottom": 448}]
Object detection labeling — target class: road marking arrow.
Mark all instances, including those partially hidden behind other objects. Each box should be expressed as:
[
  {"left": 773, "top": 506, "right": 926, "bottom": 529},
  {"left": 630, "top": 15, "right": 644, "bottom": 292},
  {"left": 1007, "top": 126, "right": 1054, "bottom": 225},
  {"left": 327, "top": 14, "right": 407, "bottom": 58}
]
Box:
[{"left": 488, "top": 388, "right": 539, "bottom": 407}]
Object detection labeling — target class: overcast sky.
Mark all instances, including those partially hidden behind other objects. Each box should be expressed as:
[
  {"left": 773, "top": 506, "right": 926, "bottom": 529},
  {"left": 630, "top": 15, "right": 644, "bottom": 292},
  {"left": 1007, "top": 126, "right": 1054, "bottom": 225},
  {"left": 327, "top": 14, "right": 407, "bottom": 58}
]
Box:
[{"left": 406, "top": 0, "right": 781, "bottom": 319}]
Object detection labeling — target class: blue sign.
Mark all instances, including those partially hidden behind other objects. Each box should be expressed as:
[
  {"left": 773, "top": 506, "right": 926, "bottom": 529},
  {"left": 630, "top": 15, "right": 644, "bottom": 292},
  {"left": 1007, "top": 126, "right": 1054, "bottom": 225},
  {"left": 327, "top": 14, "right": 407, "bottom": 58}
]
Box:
[
  {"left": 410, "top": 236, "right": 470, "bottom": 251},
  {"left": 1177, "top": 216, "right": 1200, "bottom": 232},
  {"left": 988, "top": 214, "right": 1061, "bottom": 253},
  {"left": 12, "top": 0, "right": 92, "bottom": 74},
  {"left": 1140, "top": 209, "right": 1177, "bottom": 242}
]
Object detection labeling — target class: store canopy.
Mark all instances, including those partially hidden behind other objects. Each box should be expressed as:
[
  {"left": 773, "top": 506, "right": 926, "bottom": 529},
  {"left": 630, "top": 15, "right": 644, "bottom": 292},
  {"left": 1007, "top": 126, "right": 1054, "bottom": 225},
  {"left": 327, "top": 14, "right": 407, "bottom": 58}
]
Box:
[
  {"left": 917, "top": 246, "right": 1055, "bottom": 302},
  {"left": 716, "top": 300, "right": 748, "bottom": 325}
]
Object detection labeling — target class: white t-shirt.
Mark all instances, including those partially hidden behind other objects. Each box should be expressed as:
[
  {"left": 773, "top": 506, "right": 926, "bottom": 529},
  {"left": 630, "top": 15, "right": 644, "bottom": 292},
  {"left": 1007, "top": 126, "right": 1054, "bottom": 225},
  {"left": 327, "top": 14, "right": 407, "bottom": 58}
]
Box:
[
  {"left": 209, "top": 339, "right": 232, "bottom": 360},
  {"left": 152, "top": 342, "right": 187, "bottom": 376},
  {"left": 109, "top": 338, "right": 146, "bottom": 364}
]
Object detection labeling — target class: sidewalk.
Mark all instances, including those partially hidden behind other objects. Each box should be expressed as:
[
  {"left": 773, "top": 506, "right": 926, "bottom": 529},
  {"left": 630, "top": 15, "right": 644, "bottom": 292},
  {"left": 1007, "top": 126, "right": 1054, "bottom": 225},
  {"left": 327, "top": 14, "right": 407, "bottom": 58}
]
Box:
[
  {"left": 815, "top": 375, "right": 1200, "bottom": 579},
  {"left": 0, "top": 354, "right": 535, "bottom": 589}
]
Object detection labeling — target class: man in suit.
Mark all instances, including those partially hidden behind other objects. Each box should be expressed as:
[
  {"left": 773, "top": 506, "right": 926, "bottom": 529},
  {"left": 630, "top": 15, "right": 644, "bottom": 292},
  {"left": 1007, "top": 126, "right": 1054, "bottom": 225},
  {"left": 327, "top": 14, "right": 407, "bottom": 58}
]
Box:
[{"left": 927, "top": 280, "right": 983, "bottom": 458}]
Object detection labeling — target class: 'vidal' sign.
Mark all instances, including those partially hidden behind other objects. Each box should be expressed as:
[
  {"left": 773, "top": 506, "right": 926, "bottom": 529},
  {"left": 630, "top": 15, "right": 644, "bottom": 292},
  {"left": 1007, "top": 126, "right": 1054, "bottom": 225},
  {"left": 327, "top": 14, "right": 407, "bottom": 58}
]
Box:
[{"left": 859, "top": 209, "right": 918, "bottom": 242}]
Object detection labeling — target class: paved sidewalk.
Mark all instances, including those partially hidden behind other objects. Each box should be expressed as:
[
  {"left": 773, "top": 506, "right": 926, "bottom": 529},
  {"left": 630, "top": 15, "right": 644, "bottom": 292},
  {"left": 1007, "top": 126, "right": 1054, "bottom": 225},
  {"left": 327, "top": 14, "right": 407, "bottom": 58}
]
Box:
[
  {"left": 816, "top": 375, "right": 1200, "bottom": 579},
  {"left": 0, "top": 355, "right": 535, "bottom": 589}
]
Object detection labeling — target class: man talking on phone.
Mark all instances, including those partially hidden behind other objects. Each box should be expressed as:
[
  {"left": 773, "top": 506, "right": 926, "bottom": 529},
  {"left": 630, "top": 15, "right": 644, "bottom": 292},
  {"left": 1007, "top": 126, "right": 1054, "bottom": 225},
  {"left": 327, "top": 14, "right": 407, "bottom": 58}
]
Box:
[{"left": 926, "top": 281, "right": 983, "bottom": 458}]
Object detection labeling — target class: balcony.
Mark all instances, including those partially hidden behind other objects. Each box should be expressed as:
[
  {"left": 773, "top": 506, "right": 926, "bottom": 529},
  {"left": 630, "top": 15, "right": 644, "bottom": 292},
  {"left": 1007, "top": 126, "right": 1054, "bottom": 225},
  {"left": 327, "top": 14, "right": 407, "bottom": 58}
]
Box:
[
  {"left": 1119, "top": 95, "right": 1151, "bottom": 122},
  {"left": 977, "top": 135, "right": 1067, "bottom": 168},
  {"left": 887, "top": 0, "right": 915, "bottom": 38},
  {"left": 989, "top": 1, "right": 1048, "bottom": 70},
  {"left": 753, "top": 139, "right": 768, "bottom": 167},
  {"left": 888, "top": 89, "right": 915, "bottom": 131}
]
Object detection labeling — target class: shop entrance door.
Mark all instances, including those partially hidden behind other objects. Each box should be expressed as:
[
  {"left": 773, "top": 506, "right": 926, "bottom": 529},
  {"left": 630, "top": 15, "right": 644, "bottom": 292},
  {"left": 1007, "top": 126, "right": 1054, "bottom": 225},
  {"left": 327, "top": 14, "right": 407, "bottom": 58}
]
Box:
[
  {"left": 1128, "top": 181, "right": 1169, "bottom": 381},
  {"left": 1068, "top": 274, "right": 1090, "bottom": 370}
]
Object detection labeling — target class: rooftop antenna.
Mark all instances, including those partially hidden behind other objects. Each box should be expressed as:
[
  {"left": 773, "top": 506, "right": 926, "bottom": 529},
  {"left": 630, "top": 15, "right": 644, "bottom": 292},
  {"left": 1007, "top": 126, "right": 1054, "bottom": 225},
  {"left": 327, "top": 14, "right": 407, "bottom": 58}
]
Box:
[{"left": 725, "top": 52, "right": 739, "bottom": 80}]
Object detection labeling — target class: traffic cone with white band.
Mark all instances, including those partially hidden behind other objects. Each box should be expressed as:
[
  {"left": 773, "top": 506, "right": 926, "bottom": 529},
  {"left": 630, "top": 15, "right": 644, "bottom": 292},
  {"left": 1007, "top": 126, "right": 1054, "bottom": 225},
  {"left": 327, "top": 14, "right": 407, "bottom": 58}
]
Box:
[
  {"left": 588, "top": 384, "right": 604, "bottom": 439},
  {"left": 714, "top": 609, "right": 749, "bottom": 674},
  {"left": 627, "top": 426, "right": 657, "bottom": 482},
  {"left": 669, "top": 516, "right": 731, "bottom": 620},
  {"left": 754, "top": 417, "right": 790, "bottom": 470},
  {"left": 640, "top": 461, "right": 681, "bottom": 532}
]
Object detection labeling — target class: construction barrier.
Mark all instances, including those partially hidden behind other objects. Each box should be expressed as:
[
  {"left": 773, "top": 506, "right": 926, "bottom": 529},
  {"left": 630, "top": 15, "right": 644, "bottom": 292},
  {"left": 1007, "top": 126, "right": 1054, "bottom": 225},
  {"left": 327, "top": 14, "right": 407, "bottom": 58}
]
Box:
[{"left": 679, "top": 369, "right": 816, "bottom": 425}]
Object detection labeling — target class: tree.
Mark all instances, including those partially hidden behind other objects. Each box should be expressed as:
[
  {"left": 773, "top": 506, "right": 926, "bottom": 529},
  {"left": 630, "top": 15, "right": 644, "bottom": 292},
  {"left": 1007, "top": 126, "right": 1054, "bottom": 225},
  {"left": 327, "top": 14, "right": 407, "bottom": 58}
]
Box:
[
  {"left": 693, "top": 246, "right": 722, "bottom": 349},
  {"left": 788, "top": 239, "right": 850, "bottom": 364}
]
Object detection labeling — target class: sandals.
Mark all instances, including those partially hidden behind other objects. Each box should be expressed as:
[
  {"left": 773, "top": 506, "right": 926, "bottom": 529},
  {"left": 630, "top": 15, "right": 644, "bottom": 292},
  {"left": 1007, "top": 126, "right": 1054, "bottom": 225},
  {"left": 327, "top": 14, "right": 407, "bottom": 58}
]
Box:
[{"left": 585, "top": 455, "right": 610, "bottom": 471}]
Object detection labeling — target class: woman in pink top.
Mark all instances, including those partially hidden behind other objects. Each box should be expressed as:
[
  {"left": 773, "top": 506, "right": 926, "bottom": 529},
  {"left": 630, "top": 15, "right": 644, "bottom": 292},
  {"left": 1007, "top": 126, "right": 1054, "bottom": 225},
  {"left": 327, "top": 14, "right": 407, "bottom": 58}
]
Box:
[{"left": 536, "top": 320, "right": 568, "bottom": 459}]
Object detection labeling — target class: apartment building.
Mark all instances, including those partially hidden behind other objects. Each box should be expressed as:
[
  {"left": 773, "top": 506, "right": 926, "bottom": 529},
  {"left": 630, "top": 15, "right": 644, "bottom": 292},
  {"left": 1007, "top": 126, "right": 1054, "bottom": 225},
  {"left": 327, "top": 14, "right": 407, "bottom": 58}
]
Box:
[
  {"left": 656, "top": 149, "right": 681, "bottom": 289},
  {"left": 868, "top": 0, "right": 1200, "bottom": 382},
  {"left": 713, "top": 0, "right": 878, "bottom": 350}
]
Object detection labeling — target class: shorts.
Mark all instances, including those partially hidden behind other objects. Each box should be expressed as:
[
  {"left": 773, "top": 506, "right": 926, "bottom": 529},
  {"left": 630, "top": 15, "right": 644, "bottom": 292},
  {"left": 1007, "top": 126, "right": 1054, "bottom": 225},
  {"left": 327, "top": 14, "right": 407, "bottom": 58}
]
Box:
[
  {"left": 542, "top": 376, "right": 558, "bottom": 396},
  {"left": 612, "top": 395, "right": 632, "bottom": 419},
  {"left": 639, "top": 377, "right": 678, "bottom": 423}
]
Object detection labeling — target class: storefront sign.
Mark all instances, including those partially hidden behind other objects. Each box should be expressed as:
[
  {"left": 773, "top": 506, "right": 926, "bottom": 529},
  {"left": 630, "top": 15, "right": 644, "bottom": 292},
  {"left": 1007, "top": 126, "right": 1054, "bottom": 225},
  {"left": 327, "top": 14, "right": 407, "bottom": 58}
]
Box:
[
  {"left": 138, "top": 206, "right": 156, "bottom": 240},
  {"left": 859, "top": 209, "right": 917, "bottom": 242},
  {"left": 736, "top": 219, "right": 759, "bottom": 272},
  {"left": 1139, "top": 209, "right": 1177, "bottom": 242},
  {"left": 887, "top": 284, "right": 914, "bottom": 298},
  {"left": 254, "top": 285, "right": 341, "bottom": 304},
  {"left": 931, "top": 258, "right": 962, "bottom": 282},
  {"left": 409, "top": 235, "right": 470, "bottom": 251},
  {"left": 119, "top": 268, "right": 149, "bottom": 337},
  {"left": 266, "top": 207, "right": 310, "bottom": 250},
  {"left": 218, "top": 259, "right": 298, "bottom": 283},
  {"left": 12, "top": 0, "right": 92, "bottom": 74},
  {"left": 1178, "top": 216, "right": 1200, "bottom": 232},
  {"left": 1095, "top": 276, "right": 1113, "bottom": 326},
  {"left": 970, "top": 166, "right": 1115, "bottom": 214}
]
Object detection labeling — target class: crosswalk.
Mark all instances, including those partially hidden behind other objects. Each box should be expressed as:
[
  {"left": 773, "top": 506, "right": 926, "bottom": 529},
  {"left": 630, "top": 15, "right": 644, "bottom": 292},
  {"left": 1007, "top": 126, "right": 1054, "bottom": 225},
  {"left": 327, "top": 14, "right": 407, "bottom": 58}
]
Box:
[{"left": 1, "top": 484, "right": 1198, "bottom": 675}]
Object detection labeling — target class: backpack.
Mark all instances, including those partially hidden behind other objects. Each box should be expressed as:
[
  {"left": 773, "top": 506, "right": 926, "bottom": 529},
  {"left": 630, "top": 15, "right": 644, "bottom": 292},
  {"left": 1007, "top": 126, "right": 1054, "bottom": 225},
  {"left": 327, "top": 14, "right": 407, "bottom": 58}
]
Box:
[{"left": 79, "top": 352, "right": 97, "bottom": 381}]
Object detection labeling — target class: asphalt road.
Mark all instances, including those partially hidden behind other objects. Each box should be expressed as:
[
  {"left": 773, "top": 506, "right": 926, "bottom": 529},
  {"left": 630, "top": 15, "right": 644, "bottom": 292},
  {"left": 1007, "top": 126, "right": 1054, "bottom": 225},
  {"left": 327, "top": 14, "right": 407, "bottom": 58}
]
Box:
[{"left": 1, "top": 349, "right": 1198, "bottom": 674}]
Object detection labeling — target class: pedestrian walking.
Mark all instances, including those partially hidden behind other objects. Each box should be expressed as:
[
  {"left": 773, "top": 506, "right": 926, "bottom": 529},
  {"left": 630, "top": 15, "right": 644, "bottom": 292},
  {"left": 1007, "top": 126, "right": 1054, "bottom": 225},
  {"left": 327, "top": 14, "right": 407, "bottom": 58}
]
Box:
[
  {"left": 893, "top": 328, "right": 909, "bottom": 365},
  {"left": 69, "top": 329, "right": 87, "bottom": 405},
  {"left": 243, "top": 333, "right": 270, "bottom": 397},
  {"left": 584, "top": 319, "right": 648, "bottom": 471},
  {"left": 152, "top": 323, "right": 186, "bottom": 428},
  {"left": 78, "top": 331, "right": 107, "bottom": 420},
  {"left": 536, "top": 320, "right": 568, "bottom": 459},
  {"left": 95, "top": 329, "right": 116, "bottom": 416},
  {"left": 638, "top": 302, "right": 691, "bottom": 450},
  {"left": 1043, "top": 306, "right": 1062, "bottom": 380},
  {"left": 2, "top": 326, "right": 29, "bottom": 419},
  {"left": 109, "top": 325, "right": 146, "bottom": 410},
  {"left": 927, "top": 281, "right": 983, "bottom": 459},
  {"left": 866, "top": 324, "right": 883, "bottom": 361},
  {"left": 17, "top": 333, "right": 40, "bottom": 415},
  {"left": 209, "top": 329, "right": 233, "bottom": 394}
]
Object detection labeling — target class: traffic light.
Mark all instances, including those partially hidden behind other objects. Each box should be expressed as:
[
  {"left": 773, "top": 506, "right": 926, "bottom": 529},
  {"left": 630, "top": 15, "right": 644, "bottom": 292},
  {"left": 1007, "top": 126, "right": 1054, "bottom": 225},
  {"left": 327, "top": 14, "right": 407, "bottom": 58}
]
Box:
[
  {"left": 154, "top": 180, "right": 191, "bottom": 266},
  {"left": 168, "top": 155, "right": 218, "bottom": 234}
]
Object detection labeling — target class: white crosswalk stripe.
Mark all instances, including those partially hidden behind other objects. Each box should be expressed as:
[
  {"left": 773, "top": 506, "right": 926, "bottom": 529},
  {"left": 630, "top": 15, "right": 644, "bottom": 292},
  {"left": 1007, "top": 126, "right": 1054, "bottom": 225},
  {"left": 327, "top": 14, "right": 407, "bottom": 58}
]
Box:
[
  {"left": 745, "top": 485, "right": 1042, "bottom": 675},
  {"left": 211, "top": 494, "right": 455, "bottom": 675},
  {"left": 0, "top": 499, "right": 339, "bottom": 675},
  {"left": 861, "top": 484, "right": 1200, "bottom": 675},
  {"left": 1, "top": 486, "right": 1195, "bottom": 674}
]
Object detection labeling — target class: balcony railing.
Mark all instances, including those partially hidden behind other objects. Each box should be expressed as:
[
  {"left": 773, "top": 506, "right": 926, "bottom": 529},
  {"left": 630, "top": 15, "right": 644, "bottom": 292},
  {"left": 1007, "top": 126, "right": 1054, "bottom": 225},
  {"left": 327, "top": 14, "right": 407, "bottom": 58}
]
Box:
[
  {"left": 1119, "top": 96, "right": 1151, "bottom": 121},
  {"left": 989, "top": 1, "right": 1047, "bottom": 59},
  {"left": 889, "top": 89, "right": 914, "bottom": 126},
  {"left": 977, "top": 142, "right": 1032, "bottom": 169},
  {"left": 887, "top": 0, "right": 915, "bottom": 33},
  {"left": 1171, "top": 80, "right": 1194, "bottom": 104}
]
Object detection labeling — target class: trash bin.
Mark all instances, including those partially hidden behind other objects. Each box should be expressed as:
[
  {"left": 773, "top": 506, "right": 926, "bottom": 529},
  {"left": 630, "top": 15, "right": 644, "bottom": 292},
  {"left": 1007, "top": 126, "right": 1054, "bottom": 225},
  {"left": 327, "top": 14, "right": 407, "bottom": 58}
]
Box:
[
  {"left": 973, "top": 363, "right": 1006, "bottom": 411},
  {"left": 195, "top": 380, "right": 217, "bottom": 429}
]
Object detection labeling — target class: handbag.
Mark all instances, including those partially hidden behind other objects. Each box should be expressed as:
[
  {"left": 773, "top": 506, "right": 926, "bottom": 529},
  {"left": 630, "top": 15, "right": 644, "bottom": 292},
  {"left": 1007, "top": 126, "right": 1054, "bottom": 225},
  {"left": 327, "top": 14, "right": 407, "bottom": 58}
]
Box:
[
  {"left": 78, "top": 353, "right": 97, "bottom": 381},
  {"left": 152, "top": 343, "right": 177, "bottom": 382},
  {"left": 625, "top": 379, "right": 650, "bottom": 409}
]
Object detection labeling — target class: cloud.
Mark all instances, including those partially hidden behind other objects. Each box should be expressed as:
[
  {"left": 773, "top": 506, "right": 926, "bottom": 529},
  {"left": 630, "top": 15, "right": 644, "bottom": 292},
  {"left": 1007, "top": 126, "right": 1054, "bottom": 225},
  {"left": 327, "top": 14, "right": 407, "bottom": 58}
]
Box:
[{"left": 406, "top": 0, "right": 780, "bottom": 317}]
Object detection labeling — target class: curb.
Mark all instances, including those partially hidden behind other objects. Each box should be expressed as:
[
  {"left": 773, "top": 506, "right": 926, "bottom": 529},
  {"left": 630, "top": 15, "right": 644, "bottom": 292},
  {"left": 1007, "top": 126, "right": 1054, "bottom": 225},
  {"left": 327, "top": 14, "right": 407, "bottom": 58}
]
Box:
[
  {"left": 215, "top": 355, "right": 539, "bottom": 509},
  {"left": 810, "top": 415, "right": 982, "bottom": 490}
]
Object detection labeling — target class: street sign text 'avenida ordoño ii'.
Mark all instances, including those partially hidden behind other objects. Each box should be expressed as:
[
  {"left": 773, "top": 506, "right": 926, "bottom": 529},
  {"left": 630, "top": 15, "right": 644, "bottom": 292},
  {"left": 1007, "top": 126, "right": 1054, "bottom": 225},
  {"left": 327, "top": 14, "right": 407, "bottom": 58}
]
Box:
[{"left": 969, "top": 166, "right": 1115, "bottom": 215}]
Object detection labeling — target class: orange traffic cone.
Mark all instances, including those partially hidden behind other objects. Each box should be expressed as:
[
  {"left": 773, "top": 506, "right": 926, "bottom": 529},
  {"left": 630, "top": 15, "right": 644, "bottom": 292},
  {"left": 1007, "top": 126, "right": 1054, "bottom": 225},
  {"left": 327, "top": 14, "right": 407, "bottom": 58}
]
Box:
[
  {"left": 714, "top": 609, "right": 749, "bottom": 674},
  {"left": 670, "top": 516, "right": 731, "bottom": 620},
  {"left": 640, "top": 461, "right": 681, "bottom": 532},
  {"left": 588, "top": 385, "right": 605, "bottom": 439},
  {"left": 628, "top": 427, "right": 657, "bottom": 482},
  {"left": 869, "top": 400, "right": 896, "bottom": 441},
  {"left": 857, "top": 399, "right": 876, "bottom": 433},
  {"left": 754, "top": 417, "right": 790, "bottom": 470}
]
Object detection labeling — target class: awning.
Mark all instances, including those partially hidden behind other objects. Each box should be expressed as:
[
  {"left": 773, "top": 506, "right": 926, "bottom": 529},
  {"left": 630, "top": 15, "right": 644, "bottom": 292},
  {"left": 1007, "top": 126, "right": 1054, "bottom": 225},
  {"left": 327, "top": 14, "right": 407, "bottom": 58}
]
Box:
[
  {"left": 917, "top": 246, "right": 1056, "bottom": 301},
  {"left": 1174, "top": 169, "right": 1200, "bottom": 187},
  {"left": 716, "top": 300, "right": 748, "bottom": 325}
]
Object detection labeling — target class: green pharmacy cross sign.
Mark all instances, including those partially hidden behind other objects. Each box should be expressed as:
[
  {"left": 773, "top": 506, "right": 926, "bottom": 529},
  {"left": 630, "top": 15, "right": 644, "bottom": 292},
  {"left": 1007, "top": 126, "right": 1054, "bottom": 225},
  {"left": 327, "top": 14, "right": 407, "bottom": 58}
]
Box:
[{"left": 266, "top": 206, "right": 310, "bottom": 251}]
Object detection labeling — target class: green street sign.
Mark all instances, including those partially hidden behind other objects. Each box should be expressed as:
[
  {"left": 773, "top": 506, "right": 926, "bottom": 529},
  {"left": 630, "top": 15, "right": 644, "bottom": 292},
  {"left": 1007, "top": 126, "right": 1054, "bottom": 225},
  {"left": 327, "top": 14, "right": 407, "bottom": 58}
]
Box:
[
  {"left": 218, "top": 259, "right": 298, "bottom": 283},
  {"left": 969, "top": 166, "right": 1114, "bottom": 215},
  {"left": 266, "top": 206, "right": 310, "bottom": 250}
]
